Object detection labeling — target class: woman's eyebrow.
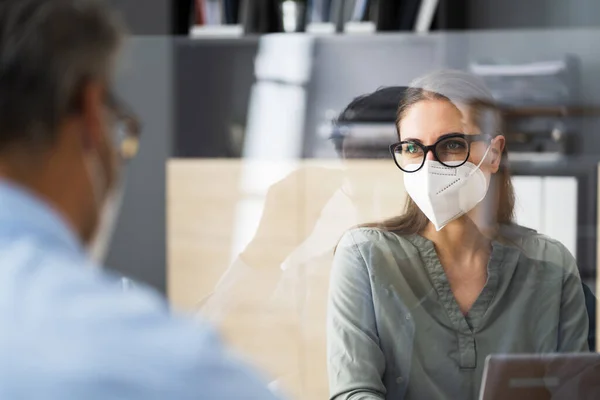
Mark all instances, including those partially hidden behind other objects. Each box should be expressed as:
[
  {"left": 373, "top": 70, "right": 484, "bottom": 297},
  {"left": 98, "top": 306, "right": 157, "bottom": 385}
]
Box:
[
  {"left": 436, "top": 132, "right": 465, "bottom": 140},
  {"left": 401, "top": 137, "right": 423, "bottom": 143},
  {"left": 402, "top": 133, "right": 465, "bottom": 143}
]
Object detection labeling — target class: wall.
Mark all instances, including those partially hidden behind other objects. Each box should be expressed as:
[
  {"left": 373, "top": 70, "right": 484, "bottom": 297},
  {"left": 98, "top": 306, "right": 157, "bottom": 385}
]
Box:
[
  {"left": 173, "top": 38, "right": 258, "bottom": 158},
  {"left": 106, "top": 0, "right": 171, "bottom": 35},
  {"left": 105, "top": 38, "right": 173, "bottom": 293},
  {"left": 106, "top": 30, "right": 600, "bottom": 293}
]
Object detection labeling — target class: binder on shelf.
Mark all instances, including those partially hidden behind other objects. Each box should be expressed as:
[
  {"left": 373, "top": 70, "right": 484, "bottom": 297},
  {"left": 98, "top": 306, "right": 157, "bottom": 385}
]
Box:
[
  {"left": 189, "top": 0, "right": 436, "bottom": 35},
  {"left": 330, "top": 0, "right": 365, "bottom": 30},
  {"left": 351, "top": 0, "right": 370, "bottom": 21},
  {"left": 374, "top": 0, "right": 399, "bottom": 31},
  {"left": 433, "top": 0, "right": 467, "bottom": 30},
  {"left": 204, "top": 0, "right": 224, "bottom": 25},
  {"left": 281, "top": 0, "right": 307, "bottom": 32},
  {"left": 224, "top": 0, "right": 241, "bottom": 24},
  {"left": 343, "top": 0, "right": 358, "bottom": 21},
  {"left": 195, "top": 0, "right": 206, "bottom": 25},
  {"left": 399, "top": 0, "right": 423, "bottom": 31},
  {"left": 173, "top": 0, "right": 195, "bottom": 35},
  {"left": 415, "top": 0, "right": 439, "bottom": 33},
  {"left": 329, "top": 0, "right": 346, "bottom": 32},
  {"left": 240, "top": 0, "right": 283, "bottom": 33},
  {"left": 308, "top": 0, "right": 323, "bottom": 23},
  {"left": 371, "top": 0, "right": 428, "bottom": 32},
  {"left": 308, "top": 0, "right": 333, "bottom": 23}
]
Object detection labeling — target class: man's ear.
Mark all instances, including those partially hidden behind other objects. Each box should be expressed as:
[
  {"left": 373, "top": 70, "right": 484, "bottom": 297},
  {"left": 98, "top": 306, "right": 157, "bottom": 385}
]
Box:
[
  {"left": 489, "top": 135, "right": 505, "bottom": 173},
  {"left": 79, "top": 80, "right": 106, "bottom": 151}
]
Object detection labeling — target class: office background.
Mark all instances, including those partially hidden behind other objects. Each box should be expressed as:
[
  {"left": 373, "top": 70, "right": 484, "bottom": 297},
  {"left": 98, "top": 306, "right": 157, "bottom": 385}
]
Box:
[
  {"left": 101, "top": 1, "right": 600, "bottom": 398},
  {"left": 107, "top": 0, "right": 600, "bottom": 293}
]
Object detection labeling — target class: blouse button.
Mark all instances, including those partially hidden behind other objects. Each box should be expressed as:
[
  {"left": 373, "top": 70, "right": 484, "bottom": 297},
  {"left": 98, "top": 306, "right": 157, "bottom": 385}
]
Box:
[{"left": 396, "top": 376, "right": 404, "bottom": 384}]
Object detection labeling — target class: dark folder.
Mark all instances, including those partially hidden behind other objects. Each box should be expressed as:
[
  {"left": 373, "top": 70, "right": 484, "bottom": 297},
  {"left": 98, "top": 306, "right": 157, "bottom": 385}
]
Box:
[
  {"left": 223, "top": 0, "right": 241, "bottom": 24},
  {"left": 374, "top": 0, "right": 422, "bottom": 31},
  {"left": 241, "top": 0, "right": 283, "bottom": 33}
]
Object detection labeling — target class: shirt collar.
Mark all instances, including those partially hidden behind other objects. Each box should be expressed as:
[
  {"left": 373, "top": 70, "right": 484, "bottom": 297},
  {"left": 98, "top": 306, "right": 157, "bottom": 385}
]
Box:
[{"left": 0, "top": 180, "right": 84, "bottom": 255}]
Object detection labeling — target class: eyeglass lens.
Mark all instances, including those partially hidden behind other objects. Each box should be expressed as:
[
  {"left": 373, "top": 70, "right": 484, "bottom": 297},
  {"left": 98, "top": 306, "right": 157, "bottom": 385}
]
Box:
[
  {"left": 393, "top": 136, "right": 470, "bottom": 172},
  {"left": 115, "top": 119, "right": 140, "bottom": 161}
]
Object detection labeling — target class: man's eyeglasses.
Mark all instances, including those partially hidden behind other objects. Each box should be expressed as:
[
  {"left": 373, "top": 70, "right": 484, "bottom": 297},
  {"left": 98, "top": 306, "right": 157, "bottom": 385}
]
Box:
[
  {"left": 389, "top": 133, "right": 491, "bottom": 173},
  {"left": 105, "top": 93, "right": 142, "bottom": 161}
]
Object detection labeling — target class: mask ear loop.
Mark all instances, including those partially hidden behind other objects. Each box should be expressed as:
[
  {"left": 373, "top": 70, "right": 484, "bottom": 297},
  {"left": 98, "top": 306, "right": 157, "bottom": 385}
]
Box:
[{"left": 468, "top": 142, "right": 493, "bottom": 178}]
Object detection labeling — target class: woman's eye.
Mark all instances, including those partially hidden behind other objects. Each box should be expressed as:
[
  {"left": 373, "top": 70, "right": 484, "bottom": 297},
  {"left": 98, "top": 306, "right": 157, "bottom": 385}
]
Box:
[
  {"left": 405, "top": 143, "right": 420, "bottom": 154},
  {"left": 443, "top": 140, "right": 466, "bottom": 151}
]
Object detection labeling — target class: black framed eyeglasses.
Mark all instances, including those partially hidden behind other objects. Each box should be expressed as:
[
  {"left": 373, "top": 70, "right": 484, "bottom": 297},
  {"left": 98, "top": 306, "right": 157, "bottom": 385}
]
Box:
[
  {"left": 105, "top": 92, "right": 142, "bottom": 161},
  {"left": 389, "top": 133, "right": 491, "bottom": 173}
]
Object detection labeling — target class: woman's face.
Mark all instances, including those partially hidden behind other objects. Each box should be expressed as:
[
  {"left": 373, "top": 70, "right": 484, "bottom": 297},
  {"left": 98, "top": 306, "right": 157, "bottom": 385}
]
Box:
[{"left": 398, "top": 99, "right": 504, "bottom": 175}]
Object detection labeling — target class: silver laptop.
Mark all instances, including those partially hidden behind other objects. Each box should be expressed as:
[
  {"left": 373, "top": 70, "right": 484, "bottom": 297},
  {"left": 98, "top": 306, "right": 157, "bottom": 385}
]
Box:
[{"left": 479, "top": 353, "right": 600, "bottom": 400}]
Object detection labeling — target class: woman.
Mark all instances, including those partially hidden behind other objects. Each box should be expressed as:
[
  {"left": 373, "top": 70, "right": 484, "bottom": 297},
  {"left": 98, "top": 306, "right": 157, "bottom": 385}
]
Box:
[{"left": 327, "top": 70, "right": 589, "bottom": 400}]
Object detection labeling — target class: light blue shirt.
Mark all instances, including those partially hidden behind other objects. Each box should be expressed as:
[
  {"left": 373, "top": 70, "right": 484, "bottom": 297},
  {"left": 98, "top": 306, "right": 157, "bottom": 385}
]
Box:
[{"left": 0, "top": 181, "right": 279, "bottom": 400}]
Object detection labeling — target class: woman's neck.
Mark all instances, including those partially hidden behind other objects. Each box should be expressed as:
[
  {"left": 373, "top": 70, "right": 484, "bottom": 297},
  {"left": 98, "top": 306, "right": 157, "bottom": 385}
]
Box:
[{"left": 422, "top": 217, "right": 493, "bottom": 263}]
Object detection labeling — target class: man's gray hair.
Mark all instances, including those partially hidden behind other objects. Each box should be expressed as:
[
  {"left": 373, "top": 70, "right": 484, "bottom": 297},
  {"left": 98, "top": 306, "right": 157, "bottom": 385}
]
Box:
[
  {"left": 408, "top": 69, "right": 495, "bottom": 104},
  {"left": 407, "top": 69, "right": 501, "bottom": 136},
  {"left": 0, "top": 0, "right": 124, "bottom": 149}
]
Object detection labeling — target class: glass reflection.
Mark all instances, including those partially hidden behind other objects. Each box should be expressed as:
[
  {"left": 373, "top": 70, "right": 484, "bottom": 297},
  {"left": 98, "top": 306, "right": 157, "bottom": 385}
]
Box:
[
  {"left": 327, "top": 70, "right": 591, "bottom": 400},
  {"left": 176, "top": 31, "right": 600, "bottom": 400}
]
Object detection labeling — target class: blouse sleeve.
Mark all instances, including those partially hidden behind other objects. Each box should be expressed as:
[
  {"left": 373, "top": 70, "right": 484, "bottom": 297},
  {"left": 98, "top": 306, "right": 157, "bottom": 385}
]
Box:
[
  {"left": 557, "top": 244, "right": 589, "bottom": 352},
  {"left": 327, "top": 231, "right": 386, "bottom": 400}
]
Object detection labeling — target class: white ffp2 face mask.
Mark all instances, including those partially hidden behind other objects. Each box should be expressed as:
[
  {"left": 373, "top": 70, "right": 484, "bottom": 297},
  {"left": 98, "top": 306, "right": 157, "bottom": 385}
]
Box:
[
  {"left": 84, "top": 140, "right": 124, "bottom": 265},
  {"left": 403, "top": 147, "right": 491, "bottom": 231},
  {"left": 88, "top": 184, "right": 124, "bottom": 264}
]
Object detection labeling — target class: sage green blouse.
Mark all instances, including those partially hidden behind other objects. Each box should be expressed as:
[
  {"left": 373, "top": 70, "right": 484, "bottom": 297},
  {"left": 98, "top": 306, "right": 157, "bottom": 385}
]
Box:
[{"left": 327, "top": 225, "right": 589, "bottom": 400}]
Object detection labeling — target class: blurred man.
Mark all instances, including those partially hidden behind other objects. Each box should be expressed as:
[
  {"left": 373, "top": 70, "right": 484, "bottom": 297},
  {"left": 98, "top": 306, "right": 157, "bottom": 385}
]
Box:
[{"left": 0, "top": 0, "right": 279, "bottom": 398}]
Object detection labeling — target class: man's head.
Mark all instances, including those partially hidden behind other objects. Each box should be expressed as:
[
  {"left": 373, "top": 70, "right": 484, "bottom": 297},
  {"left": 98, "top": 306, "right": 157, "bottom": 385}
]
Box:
[
  {"left": 0, "top": 0, "right": 138, "bottom": 245},
  {"left": 332, "top": 86, "right": 408, "bottom": 159}
]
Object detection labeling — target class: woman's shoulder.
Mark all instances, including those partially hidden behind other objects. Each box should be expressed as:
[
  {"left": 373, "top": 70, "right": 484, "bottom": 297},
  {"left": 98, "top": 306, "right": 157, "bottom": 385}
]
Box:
[
  {"left": 336, "top": 227, "right": 420, "bottom": 257},
  {"left": 498, "top": 224, "right": 575, "bottom": 266},
  {"left": 334, "top": 228, "right": 423, "bottom": 278}
]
